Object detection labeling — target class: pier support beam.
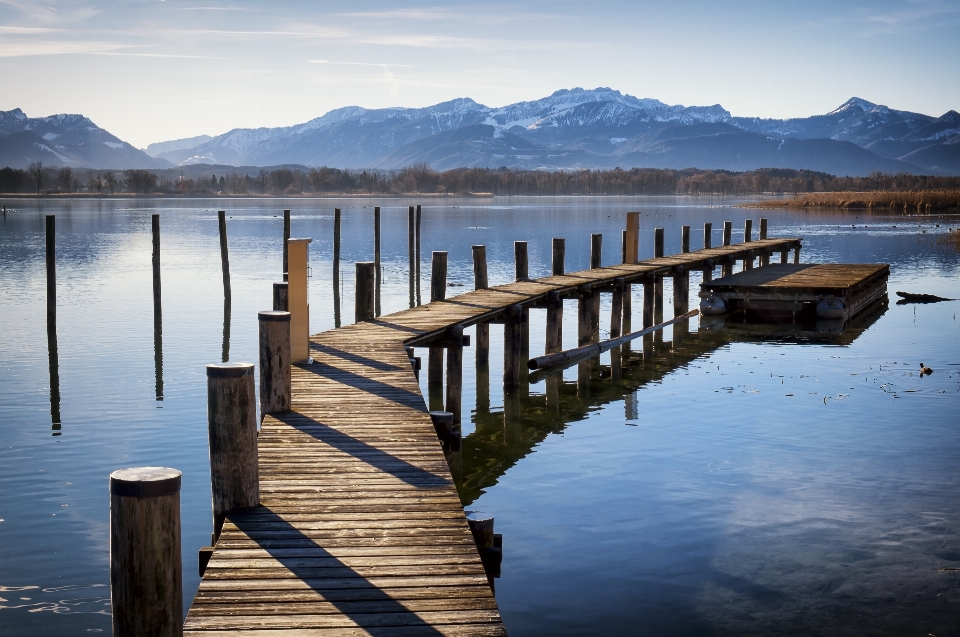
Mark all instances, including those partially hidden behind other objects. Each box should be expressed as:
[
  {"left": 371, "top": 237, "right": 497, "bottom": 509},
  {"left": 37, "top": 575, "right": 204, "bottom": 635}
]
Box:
[
  {"left": 722, "top": 221, "right": 733, "bottom": 277},
  {"left": 445, "top": 326, "right": 464, "bottom": 425},
  {"left": 503, "top": 304, "right": 522, "bottom": 390},
  {"left": 577, "top": 284, "right": 595, "bottom": 346},
  {"left": 472, "top": 246, "right": 489, "bottom": 364},
  {"left": 621, "top": 231, "right": 632, "bottom": 335},
  {"left": 515, "top": 241, "right": 529, "bottom": 352},
  {"left": 429, "top": 252, "right": 448, "bottom": 405},
  {"left": 794, "top": 244, "right": 801, "bottom": 264},
  {"left": 611, "top": 278, "right": 624, "bottom": 338},
  {"left": 110, "top": 467, "right": 183, "bottom": 637},
  {"left": 545, "top": 290, "right": 563, "bottom": 354}
]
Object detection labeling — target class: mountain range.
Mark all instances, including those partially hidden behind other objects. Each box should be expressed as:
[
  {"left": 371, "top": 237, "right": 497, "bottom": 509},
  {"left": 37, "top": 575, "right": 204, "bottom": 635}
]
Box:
[{"left": 2, "top": 88, "right": 959, "bottom": 176}]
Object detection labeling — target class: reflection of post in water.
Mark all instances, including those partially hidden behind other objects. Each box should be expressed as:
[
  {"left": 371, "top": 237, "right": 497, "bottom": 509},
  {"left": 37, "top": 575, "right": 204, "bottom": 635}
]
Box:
[
  {"left": 503, "top": 389, "right": 521, "bottom": 446},
  {"left": 152, "top": 214, "right": 163, "bottom": 401},
  {"left": 333, "top": 208, "right": 341, "bottom": 328},
  {"left": 46, "top": 215, "right": 61, "bottom": 434},
  {"left": 610, "top": 345, "right": 622, "bottom": 384},
  {"left": 625, "top": 390, "right": 638, "bottom": 421},
  {"left": 475, "top": 354, "right": 490, "bottom": 415},
  {"left": 577, "top": 360, "right": 591, "bottom": 401}
]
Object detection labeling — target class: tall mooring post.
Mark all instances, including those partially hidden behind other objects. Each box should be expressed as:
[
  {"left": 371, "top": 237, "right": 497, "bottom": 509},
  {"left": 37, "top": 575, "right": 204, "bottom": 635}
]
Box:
[
  {"left": 722, "top": 220, "right": 733, "bottom": 277},
  {"left": 355, "top": 262, "right": 376, "bottom": 322},
  {"left": 472, "top": 245, "right": 489, "bottom": 364},
  {"left": 428, "top": 252, "right": 447, "bottom": 410}
]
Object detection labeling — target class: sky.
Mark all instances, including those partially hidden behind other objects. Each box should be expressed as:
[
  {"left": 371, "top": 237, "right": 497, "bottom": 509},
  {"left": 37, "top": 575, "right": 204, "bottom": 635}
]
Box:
[{"left": 1, "top": 0, "right": 958, "bottom": 149}]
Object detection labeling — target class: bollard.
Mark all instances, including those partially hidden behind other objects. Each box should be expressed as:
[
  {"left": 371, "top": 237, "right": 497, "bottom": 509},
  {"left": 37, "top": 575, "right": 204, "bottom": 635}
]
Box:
[
  {"left": 206, "top": 363, "right": 259, "bottom": 539},
  {"left": 429, "top": 410, "right": 454, "bottom": 437},
  {"left": 552, "top": 238, "right": 565, "bottom": 274},
  {"left": 759, "top": 217, "right": 768, "bottom": 240},
  {"left": 431, "top": 251, "right": 447, "bottom": 302},
  {"left": 681, "top": 225, "right": 690, "bottom": 253},
  {"left": 503, "top": 304, "right": 522, "bottom": 389},
  {"left": 472, "top": 246, "right": 489, "bottom": 365},
  {"left": 446, "top": 326, "right": 464, "bottom": 424},
  {"left": 704, "top": 222, "right": 713, "bottom": 249},
  {"left": 272, "top": 281, "right": 288, "bottom": 312},
  {"left": 355, "top": 262, "right": 375, "bottom": 322},
  {"left": 744, "top": 218, "right": 753, "bottom": 243},
  {"left": 110, "top": 466, "right": 183, "bottom": 637},
  {"left": 514, "top": 241, "right": 528, "bottom": 281},
  {"left": 287, "top": 238, "right": 312, "bottom": 363},
  {"left": 258, "top": 311, "right": 291, "bottom": 416}
]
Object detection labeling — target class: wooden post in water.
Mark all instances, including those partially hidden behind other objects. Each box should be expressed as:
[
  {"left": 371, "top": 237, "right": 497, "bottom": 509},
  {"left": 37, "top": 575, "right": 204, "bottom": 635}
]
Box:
[
  {"left": 374, "top": 206, "right": 381, "bottom": 316},
  {"left": 46, "top": 215, "right": 60, "bottom": 432},
  {"left": 589, "top": 234, "right": 602, "bottom": 342},
  {"left": 681, "top": 225, "right": 690, "bottom": 253},
  {"left": 110, "top": 467, "right": 182, "bottom": 637},
  {"left": 333, "top": 208, "right": 341, "bottom": 326},
  {"left": 703, "top": 222, "right": 714, "bottom": 283},
  {"left": 415, "top": 204, "right": 422, "bottom": 306},
  {"left": 552, "top": 237, "right": 565, "bottom": 275},
  {"left": 152, "top": 214, "right": 163, "bottom": 401},
  {"left": 206, "top": 363, "right": 259, "bottom": 539},
  {"left": 446, "top": 325, "right": 464, "bottom": 425},
  {"left": 272, "top": 282, "right": 288, "bottom": 312},
  {"left": 654, "top": 228, "right": 664, "bottom": 322},
  {"left": 258, "top": 311, "right": 291, "bottom": 416},
  {"left": 743, "top": 219, "right": 754, "bottom": 271},
  {"left": 287, "top": 238, "right": 312, "bottom": 363},
  {"left": 503, "top": 304, "right": 522, "bottom": 390},
  {"left": 722, "top": 221, "right": 733, "bottom": 277},
  {"left": 408, "top": 206, "right": 415, "bottom": 308},
  {"left": 794, "top": 243, "right": 801, "bottom": 264},
  {"left": 625, "top": 212, "right": 640, "bottom": 264},
  {"left": 611, "top": 277, "right": 624, "bottom": 338},
  {"left": 355, "top": 262, "right": 375, "bottom": 322},
  {"left": 428, "top": 252, "right": 447, "bottom": 401},
  {"left": 545, "top": 290, "right": 563, "bottom": 355},
  {"left": 282, "top": 210, "right": 290, "bottom": 279},
  {"left": 218, "top": 211, "right": 231, "bottom": 302},
  {"left": 642, "top": 274, "right": 655, "bottom": 356},
  {"left": 621, "top": 230, "right": 632, "bottom": 335},
  {"left": 759, "top": 217, "right": 770, "bottom": 266},
  {"left": 577, "top": 284, "right": 594, "bottom": 346},
  {"left": 781, "top": 248, "right": 789, "bottom": 264},
  {"left": 759, "top": 217, "right": 768, "bottom": 240},
  {"left": 515, "top": 241, "right": 529, "bottom": 353},
  {"left": 472, "top": 245, "right": 489, "bottom": 364}
]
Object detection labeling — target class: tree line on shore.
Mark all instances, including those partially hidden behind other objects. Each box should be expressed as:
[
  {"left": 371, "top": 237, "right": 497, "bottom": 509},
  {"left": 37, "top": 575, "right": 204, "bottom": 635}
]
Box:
[{"left": 2, "top": 162, "right": 959, "bottom": 196}]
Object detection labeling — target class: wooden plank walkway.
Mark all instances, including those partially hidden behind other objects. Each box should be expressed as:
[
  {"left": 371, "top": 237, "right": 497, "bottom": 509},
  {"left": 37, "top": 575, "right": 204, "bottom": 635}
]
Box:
[{"left": 184, "top": 237, "right": 799, "bottom": 636}]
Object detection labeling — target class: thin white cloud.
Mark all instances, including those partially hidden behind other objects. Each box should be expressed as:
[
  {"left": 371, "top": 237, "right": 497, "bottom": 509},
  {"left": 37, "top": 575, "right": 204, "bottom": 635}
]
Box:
[
  {"left": 309, "top": 60, "right": 412, "bottom": 68},
  {"left": 0, "top": 40, "right": 127, "bottom": 57},
  {"left": 91, "top": 52, "right": 227, "bottom": 60}
]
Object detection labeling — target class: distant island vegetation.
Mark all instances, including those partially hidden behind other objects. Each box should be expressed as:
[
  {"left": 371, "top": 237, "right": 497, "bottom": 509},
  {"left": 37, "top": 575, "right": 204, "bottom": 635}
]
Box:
[{"left": 1, "top": 163, "right": 959, "bottom": 209}]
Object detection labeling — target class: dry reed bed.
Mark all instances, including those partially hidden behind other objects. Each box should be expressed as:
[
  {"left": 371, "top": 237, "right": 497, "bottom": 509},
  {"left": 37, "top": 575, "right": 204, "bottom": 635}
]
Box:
[{"left": 745, "top": 190, "right": 960, "bottom": 212}]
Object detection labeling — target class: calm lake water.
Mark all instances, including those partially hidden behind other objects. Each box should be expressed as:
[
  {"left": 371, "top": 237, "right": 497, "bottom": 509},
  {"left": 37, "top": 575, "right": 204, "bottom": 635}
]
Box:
[{"left": 1, "top": 196, "right": 959, "bottom": 636}]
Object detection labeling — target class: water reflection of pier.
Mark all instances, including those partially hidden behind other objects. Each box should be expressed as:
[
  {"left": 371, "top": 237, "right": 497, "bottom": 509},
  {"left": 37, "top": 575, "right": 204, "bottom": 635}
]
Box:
[{"left": 456, "top": 298, "right": 887, "bottom": 506}]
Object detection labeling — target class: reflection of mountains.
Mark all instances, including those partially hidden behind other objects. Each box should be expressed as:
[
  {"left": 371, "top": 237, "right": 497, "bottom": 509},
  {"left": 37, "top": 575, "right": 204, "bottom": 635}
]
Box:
[{"left": 456, "top": 300, "right": 886, "bottom": 506}]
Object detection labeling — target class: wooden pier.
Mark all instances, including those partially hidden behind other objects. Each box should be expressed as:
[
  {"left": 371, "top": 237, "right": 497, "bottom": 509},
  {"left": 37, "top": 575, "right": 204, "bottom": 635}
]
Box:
[{"left": 183, "top": 233, "right": 801, "bottom": 636}]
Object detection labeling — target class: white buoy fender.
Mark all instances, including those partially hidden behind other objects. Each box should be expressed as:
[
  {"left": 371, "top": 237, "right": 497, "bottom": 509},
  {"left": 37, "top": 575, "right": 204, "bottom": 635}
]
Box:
[
  {"left": 700, "top": 294, "right": 727, "bottom": 315},
  {"left": 816, "top": 296, "right": 845, "bottom": 319}
]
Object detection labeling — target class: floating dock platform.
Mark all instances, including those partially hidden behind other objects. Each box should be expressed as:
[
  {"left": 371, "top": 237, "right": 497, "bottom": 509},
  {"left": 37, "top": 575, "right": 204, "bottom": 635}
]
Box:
[{"left": 699, "top": 263, "right": 889, "bottom": 321}]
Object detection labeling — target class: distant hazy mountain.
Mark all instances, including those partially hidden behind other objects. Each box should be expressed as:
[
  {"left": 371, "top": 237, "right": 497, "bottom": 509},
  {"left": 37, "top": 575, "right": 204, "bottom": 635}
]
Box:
[
  {"left": 3, "top": 89, "right": 958, "bottom": 175},
  {"left": 0, "top": 109, "right": 169, "bottom": 169},
  {"left": 161, "top": 89, "right": 957, "bottom": 176},
  {"left": 145, "top": 135, "right": 212, "bottom": 162}
]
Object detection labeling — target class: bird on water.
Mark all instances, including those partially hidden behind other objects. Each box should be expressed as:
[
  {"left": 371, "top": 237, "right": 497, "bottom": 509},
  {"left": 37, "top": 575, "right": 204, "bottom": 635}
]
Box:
[{"left": 920, "top": 363, "right": 933, "bottom": 375}]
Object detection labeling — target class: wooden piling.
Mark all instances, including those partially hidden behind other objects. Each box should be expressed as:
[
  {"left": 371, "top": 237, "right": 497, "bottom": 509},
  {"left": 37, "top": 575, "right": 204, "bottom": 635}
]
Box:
[
  {"left": 445, "top": 325, "right": 464, "bottom": 424},
  {"left": 578, "top": 284, "right": 594, "bottom": 346},
  {"left": 621, "top": 231, "right": 632, "bottom": 334},
  {"left": 109, "top": 467, "right": 182, "bottom": 637},
  {"left": 794, "top": 244, "right": 801, "bottom": 264},
  {"left": 681, "top": 225, "right": 690, "bottom": 253},
  {"left": 272, "top": 282, "right": 288, "bottom": 312},
  {"left": 355, "top": 262, "right": 375, "bottom": 322},
  {"left": 545, "top": 290, "right": 563, "bottom": 354},
  {"left": 206, "top": 363, "right": 259, "bottom": 538},
  {"left": 704, "top": 222, "right": 713, "bottom": 249},
  {"left": 744, "top": 218, "right": 753, "bottom": 243},
  {"left": 514, "top": 241, "right": 529, "bottom": 280},
  {"left": 643, "top": 276, "right": 655, "bottom": 328},
  {"left": 760, "top": 217, "right": 768, "bottom": 240},
  {"left": 591, "top": 233, "right": 603, "bottom": 268},
  {"left": 625, "top": 212, "right": 640, "bottom": 264},
  {"left": 415, "top": 204, "right": 422, "bottom": 306},
  {"left": 258, "top": 311, "right": 291, "bottom": 415},
  {"left": 374, "top": 206, "right": 381, "bottom": 317},
  {"left": 654, "top": 228, "right": 664, "bottom": 321},
  {"left": 218, "top": 211, "right": 231, "bottom": 301},
  {"left": 673, "top": 267, "right": 688, "bottom": 316},
  {"left": 781, "top": 248, "right": 789, "bottom": 264},
  {"left": 282, "top": 210, "right": 290, "bottom": 278},
  {"left": 552, "top": 237, "right": 565, "bottom": 274},
  {"left": 46, "top": 215, "right": 60, "bottom": 431},
  {"left": 503, "top": 304, "right": 522, "bottom": 390},
  {"left": 611, "top": 278, "right": 624, "bottom": 338},
  {"left": 408, "top": 206, "right": 415, "bottom": 308},
  {"left": 152, "top": 214, "right": 163, "bottom": 401},
  {"left": 722, "top": 221, "right": 733, "bottom": 277},
  {"left": 332, "top": 209, "right": 341, "bottom": 326},
  {"left": 429, "top": 252, "right": 448, "bottom": 393},
  {"left": 472, "top": 245, "right": 489, "bottom": 364}
]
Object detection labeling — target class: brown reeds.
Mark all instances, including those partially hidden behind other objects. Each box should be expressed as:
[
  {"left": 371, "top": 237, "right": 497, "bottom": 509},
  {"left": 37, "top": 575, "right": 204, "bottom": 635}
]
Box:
[
  {"left": 937, "top": 228, "right": 960, "bottom": 251},
  {"left": 745, "top": 190, "right": 960, "bottom": 212}
]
